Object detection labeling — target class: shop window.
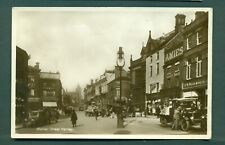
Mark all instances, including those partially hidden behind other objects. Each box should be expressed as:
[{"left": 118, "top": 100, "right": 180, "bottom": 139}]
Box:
[
  {"left": 30, "top": 89, "right": 34, "bottom": 96},
  {"left": 196, "top": 57, "right": 202, "bottom": 77},
  {"left": 186, "top": 61, "right": 191, "bottom": 80}
]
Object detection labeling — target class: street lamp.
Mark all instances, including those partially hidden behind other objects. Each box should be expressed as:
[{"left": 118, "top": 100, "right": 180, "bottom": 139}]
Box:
[{"left": 116, "top": 47, "right": 125, "bottom": 128}]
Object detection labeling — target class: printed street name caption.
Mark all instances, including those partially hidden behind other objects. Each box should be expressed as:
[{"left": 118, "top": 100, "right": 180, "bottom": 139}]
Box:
[{"left": 36, "top": 127, "right": 73, "bottom": 132}]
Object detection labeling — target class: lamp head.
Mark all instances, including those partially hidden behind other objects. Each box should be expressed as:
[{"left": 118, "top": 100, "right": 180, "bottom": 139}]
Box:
[{"left": 117, "top": 47, "right": 125, "bottom": 67}]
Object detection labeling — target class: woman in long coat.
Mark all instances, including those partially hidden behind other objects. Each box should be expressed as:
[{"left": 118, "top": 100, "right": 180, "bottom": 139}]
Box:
[{"left": 71, "top": 110, "right": 78, "bottom": 127}]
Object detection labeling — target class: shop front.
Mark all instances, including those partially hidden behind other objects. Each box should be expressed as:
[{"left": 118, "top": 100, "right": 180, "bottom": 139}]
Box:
[{"left": 182, "top": 76, "right": 207, "bottom": 109}]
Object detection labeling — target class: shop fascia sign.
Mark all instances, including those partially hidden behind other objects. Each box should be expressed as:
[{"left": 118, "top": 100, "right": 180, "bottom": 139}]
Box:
[
  {"left": 165, "top": 47, "right": 183, "bottom": 62},
  {"left": 182, "top": 79, "right": 207, "bottom": 89}
]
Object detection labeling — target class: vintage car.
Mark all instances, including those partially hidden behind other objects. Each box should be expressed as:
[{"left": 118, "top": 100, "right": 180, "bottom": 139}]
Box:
[
  {"left": 23, "top": 110, "right": 46, "bottom": 127},
  {"left": 160, "top": 97, "right": 207, "bottom": 131},
  {"left": 24, "top": 109, "right": 59, "bottom": 127}
]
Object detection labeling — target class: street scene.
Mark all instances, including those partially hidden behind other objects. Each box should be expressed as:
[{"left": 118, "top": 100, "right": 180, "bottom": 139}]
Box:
[{"left": 13, "top": 8, "right": 211, "bottom": 138}]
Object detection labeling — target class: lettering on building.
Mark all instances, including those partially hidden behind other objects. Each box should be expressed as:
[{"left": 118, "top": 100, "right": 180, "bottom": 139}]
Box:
[
  {"left": 182, "top": 79, "right": 207, "bottom": 89},
  {"left": 165, "top": 47, "right": 183, "bottom": 62}
]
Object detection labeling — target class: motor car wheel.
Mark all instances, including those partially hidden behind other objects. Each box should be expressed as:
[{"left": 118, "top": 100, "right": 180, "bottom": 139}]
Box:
[
  {"left": 200, "top": 119, "right": 207, "bottom": 131},
  {"left": 160, "top": 117, "right": 167, "bottom": 127},
  {"left": 181, "top": 119, "right": 190, "bottom": 131}
]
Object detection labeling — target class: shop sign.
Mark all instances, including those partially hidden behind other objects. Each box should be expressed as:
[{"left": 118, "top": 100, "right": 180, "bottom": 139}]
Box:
[
  {"left": 182, "top": 79, "right": 207, "bottom": 89},
  {"left": 165, "top": 47, "right": 183, "bottom": 62}
]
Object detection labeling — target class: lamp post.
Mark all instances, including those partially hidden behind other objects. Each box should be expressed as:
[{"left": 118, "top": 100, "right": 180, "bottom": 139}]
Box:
[{"left": 116, "top": 47, "right": 125, "bottom": 128}]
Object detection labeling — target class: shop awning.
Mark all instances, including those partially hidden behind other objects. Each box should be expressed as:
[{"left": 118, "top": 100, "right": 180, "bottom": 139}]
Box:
[
  {"left": 183, "top": 91, "right": 198, "bottom": 98},
  {"left": 43, "top": 102, "right": 57, "bottom": 107}
]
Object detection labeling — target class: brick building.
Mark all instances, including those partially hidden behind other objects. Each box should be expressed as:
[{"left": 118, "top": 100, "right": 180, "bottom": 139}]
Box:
[
  {"left": 160, "top": 14, "right": 186, "bottom": 100},
  {"left": 107, "top": 67, "right": 130, "bottom": 107},
  {"left": 182, "top": 12, "right": 208, "bottom": 108},
  {"left": 16, "top": 46, "right": 29, "bottom": 123},
  {"left": 27, "top": 62, "right": 41, "bottom": 111}
]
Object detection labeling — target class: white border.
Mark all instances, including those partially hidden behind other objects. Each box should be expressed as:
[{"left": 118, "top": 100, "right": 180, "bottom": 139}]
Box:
[{"left": 11, "top": 7, "right": 213, "bottom": 139}]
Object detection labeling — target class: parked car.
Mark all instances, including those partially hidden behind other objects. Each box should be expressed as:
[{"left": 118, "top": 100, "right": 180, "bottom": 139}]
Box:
[
  {"left": 24, "top": 110, "right": 45, "bottom": 127},
  {"left": 160, "top": 97, "right": 207, "bottom": 131}
]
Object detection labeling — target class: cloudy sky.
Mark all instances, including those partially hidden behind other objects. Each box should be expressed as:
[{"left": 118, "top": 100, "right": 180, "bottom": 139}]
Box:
[{"left": 14, "top": 7, "right": 197, "bottom": 91}]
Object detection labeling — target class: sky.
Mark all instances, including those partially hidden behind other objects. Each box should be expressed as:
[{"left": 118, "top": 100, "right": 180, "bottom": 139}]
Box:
[{"left": 14, "top": 7, "right": 197, "bottom": 91}]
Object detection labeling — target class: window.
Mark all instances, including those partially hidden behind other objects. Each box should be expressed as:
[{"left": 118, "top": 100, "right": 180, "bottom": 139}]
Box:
[
  {"left": 150, "top": 56, "right": 152, "bottom": 63},
  {"left": 131, "top": 71, "right": 135, "bottom": 84},
  {"left": 196, "top": 57, "right": 202, "bottom": 77},
  {"left": 116, "top": 88, "right": 120, "bottom": 97},
  {"left": 150, "top": 66, "right": 153, "bottom": 77},
  {"left": 156, "top": 83, "right": 159, "bottom": 92},
  {"left": 187, "top": 37, "right": 191, "bottom": 50},
  {"left": 156, "top": 63, "right": 159, "bottom": 75},
  {"left": 156, "top": 52, "right": 159, "bottom": 60},
  {"left": 30, "top": 89, "right": 34, "bottom": 96},
  {"left": 186, "top": 61, "right": 191, "bottom": 80},
  {"left": 175, "top": 61, "right": 180, "bottom": 66},
  {"left": 166, "top": 65, "right": 172, "bottom": 69},
  {"left": 197, "top": 30, "right": 203, "bottom": 45}
]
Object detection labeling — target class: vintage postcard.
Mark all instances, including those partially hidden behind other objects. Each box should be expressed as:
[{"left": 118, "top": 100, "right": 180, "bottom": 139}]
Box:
[{"left": 11, "top": 7, "right": 212, "bottom": 139}]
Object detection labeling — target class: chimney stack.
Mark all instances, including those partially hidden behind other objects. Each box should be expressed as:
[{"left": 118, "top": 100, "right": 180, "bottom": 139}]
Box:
[
  {"left": 175, "top": 14, "right": 186, "bottom": 32},
  {"left": 34, "top": 62, "right": 39, "bottom": 69},
  {"left": 195, "top": 11, "right": 206, "bottom": 20}
]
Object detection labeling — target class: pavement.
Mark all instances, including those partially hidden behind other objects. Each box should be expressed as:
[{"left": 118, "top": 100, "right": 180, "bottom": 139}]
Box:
[{"left": 16, "top": 111, "right": 206, "bottom": 135}]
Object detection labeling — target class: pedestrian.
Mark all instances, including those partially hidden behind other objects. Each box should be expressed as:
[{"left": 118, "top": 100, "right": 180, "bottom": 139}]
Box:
[
  {"left": 156, "top": 105, "right": 160, "bottom": 118},
  {"left": 172, "top": 106, "right": 181, "bottom": 130},
  {"left": 71, "top": 110, "right": 78, "bottom": 127},
  {"left": 94, "top": 108, "right": 98, "bottom": 120}
]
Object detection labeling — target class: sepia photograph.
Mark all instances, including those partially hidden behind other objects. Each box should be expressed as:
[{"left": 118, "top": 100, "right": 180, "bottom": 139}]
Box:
[{"left": 11, "top": 7, "right": 212, "bottom": 139}]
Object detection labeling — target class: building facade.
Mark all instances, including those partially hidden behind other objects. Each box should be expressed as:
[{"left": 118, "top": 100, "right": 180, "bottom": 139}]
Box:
[
  {"left": 182, "top": 12, "right": 208, "bottom": 108},
  {"left": 39, "top": 72, "right": 63, "bottom": 109},
  {"left": 160, "top": 14, "right": 186, "bottom": 100},
  {"left": 145, "top": 31, "right": 164, "bottom": 105},
  {"left": 107, "top": 67, "right": 130, "bottom": 107},
  {"left": 16, "top": 46, "right": 29, "bottom": 123},
  {"left": 27, "top": 62, "right": 41, "bottom": 111}
]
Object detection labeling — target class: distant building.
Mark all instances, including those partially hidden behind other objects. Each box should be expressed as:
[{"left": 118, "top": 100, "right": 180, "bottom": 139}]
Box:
[
  {"left": 84, "top": 79, "right": 96, "bottom": 104},
  {"left": 182, "top": 12, "right": 208, "bottom": 108},
  {"left": 39, "top": 72, "right": 62, "bottom": 109},
  {"left": 16, "top": 46, "right": 29, "bottom": 123},
  {"left": 107, "top": 67, "right": 130, "bottom": 107}
]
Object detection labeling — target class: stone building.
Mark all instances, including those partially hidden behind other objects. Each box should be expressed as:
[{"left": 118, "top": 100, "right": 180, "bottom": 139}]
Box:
[{"left": 145, "top": 31, "right": 165, "bottom": 105}]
